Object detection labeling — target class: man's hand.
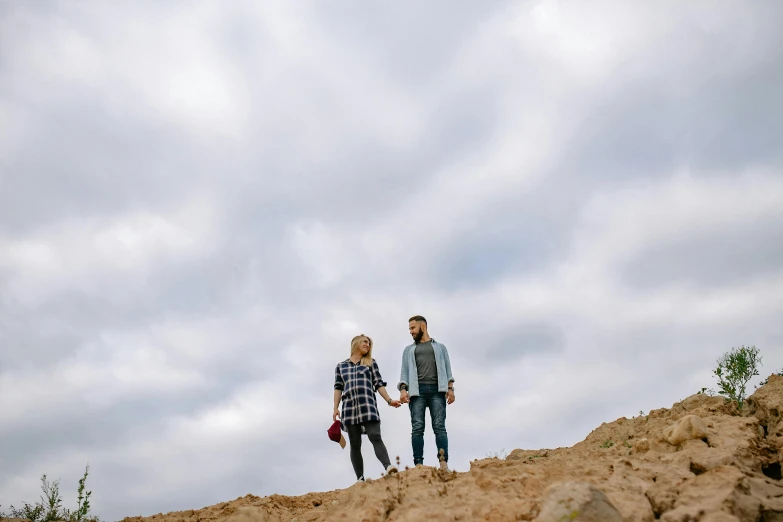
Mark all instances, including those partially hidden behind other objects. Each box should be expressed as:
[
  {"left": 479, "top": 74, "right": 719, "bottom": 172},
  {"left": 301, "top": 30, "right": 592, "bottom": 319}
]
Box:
[
  {"left": 400, "top": 389, "right": 409, "bottom": 404},
  {"left": 446, "top": 389, "right": 455, "bottom": 405},
  {"left": 388, "top": 399, "right": 402, "bottom": 408},
  {"left": 333, "top": 408, "right": 339, "bottom": 421}
]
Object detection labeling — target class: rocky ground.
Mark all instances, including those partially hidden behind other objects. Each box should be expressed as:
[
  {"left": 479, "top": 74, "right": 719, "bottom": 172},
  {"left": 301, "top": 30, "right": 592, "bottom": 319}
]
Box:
[
  {"left": 14, "top": 375, "right": 783, "bottom": 522},
  {"left": 120, "top": 375, "right": 782, "bottom": 521}
]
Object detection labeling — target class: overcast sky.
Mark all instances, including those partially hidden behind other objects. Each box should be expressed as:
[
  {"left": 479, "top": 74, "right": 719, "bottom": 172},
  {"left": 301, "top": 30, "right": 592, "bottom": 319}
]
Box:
[{"left": 2, "top": 1, "right": 783, "bottom": 520}]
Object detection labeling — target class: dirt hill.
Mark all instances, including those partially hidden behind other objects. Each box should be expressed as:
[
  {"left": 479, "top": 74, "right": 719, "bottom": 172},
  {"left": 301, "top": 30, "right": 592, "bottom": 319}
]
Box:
[{"left": 118, "top": 375, "right": 783, "bottom": 522}]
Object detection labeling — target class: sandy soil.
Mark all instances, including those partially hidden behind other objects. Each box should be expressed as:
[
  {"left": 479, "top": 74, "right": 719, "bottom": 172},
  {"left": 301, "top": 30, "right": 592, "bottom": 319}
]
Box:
[{"left": 84, "top": 375, "right": 783, "bottom": 520}]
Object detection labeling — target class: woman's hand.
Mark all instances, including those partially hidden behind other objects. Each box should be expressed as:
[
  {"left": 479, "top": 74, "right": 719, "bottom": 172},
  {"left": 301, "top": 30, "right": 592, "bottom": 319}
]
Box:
[
  {"left": 388, "top": 399, "right": 401, "bottom": 408},
  {"left": 333, "top": 408, "right": 339, "bottom": 421}
]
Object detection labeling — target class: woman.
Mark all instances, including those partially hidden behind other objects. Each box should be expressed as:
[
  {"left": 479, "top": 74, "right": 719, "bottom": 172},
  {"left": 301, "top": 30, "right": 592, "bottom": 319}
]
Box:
[{"left": 333, "top": 334, "right": 401, "bottom": 482}]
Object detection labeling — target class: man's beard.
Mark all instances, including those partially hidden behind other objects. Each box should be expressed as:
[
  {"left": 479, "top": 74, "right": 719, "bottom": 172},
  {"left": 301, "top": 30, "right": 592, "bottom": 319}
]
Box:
[{"left": 413, "top": 330, "right": 423, "bottom": 343}]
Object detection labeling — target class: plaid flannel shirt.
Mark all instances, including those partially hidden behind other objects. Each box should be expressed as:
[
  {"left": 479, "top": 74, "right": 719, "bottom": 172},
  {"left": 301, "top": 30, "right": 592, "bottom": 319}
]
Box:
[{"left": 334, "top": 358, "right": 387, "bottom": 429}]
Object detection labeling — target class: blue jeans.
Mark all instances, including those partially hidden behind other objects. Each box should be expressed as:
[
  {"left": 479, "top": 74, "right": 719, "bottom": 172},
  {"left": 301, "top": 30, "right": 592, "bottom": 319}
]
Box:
[{"left": 409, "top": 383, "right": 448, "bottom": 465}]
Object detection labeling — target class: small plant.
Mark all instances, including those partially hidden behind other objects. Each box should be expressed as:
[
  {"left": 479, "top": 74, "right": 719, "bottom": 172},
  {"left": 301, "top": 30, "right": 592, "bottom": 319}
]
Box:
[
  {"left": 11, "top": 502, "right": 45, "bottom": 522},
  {"left": 2, "top": 465, "right": 97, "bottom": 522},
  {"left": 600, "top": 440, "right": 614, "bottom": 448},
  {"left": 484, "top": 448, "right": 507, "bottom": 460},
  {"left": 713, "top": 345, "right": 762, "bottom": 410},
  {"left": 623, "top": 441, "right": 632, "bottom": 448},
  {"left": 71, "top": 465, "right": 93, "bottom": 522},
  {"left": 756, "top": 368, "right": 782, "bottom": 389},
  {"left": 41, "top": 473, "right": 63, "bottom": 522},
  {"left": 697, "top": 387, "right": 717, "bottom": 396}
]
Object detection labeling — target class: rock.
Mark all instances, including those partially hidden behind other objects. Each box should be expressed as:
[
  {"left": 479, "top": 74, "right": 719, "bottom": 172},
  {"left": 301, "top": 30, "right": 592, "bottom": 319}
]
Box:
[
  {"left": 663, "top": 415, "right": 709, "bottom": 446},
  {"left": 687, "top": 444, "right": 734, "bottom": 475},
  {"left": 699, "top": 514, "right": 741, "bottom": 522},
  {"left": 604, "top": 461, "right": 656, "bottom": 521},
  {"left": 660, "top": 466, "right": 762, "bottom": 522},
  {"left": 506, "top": 449, "right": 546, "bottom": 461},
  {"left": 746, "top": 374, "right": 783, "bottom": 457},
  {"left": 534, "top": 482, "right": 623, "bottom": 522},
  {"left": 646, "top": 483, "right": 678, "bottom": 517},
  {"left": 749, "top": 477, "right": 783, "bottom": 522},
  {"left": 634, "top": 437, "right": 651, "bottom": 453},
  {"left": 222, "top": 507, "right": 280, "bottom": 522}
]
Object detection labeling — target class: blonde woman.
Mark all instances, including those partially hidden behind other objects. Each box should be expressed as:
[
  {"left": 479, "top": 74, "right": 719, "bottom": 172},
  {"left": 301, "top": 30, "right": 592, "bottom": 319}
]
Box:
[{"left": 333, "top": 334, "right": 401, "bottom": 481}]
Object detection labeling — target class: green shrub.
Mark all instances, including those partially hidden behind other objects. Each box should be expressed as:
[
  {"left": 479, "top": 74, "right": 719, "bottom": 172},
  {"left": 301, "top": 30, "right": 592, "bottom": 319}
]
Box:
[
  {"left": 1, "top": 465, "right": 97, "bottom": 522},
  {"left": 713, "top": 345, "right": 762, "bottom": 410}
]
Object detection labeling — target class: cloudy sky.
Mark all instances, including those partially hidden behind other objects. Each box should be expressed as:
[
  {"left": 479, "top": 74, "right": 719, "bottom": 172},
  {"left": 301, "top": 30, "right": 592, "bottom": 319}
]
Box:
[{"left": 2, "top": 0, "right": 783, "bottom": 520}]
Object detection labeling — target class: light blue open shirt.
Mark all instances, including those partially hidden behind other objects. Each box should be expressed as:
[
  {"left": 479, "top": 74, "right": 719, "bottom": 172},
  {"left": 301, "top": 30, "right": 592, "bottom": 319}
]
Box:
[{"left": 397, "top": 339, "right": 455, "bottom": 397}]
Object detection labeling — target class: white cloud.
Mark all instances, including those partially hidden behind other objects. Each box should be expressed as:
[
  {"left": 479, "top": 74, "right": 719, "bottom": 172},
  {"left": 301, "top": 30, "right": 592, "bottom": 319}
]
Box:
[
  {"left": 97, "top": 3, "right": 252, "bottom": 140},
  {"left": 472, "top": 170, "right": 783, "bottom": 331},
  {"left": 288, "top": 221, "right": 355, "bottom": 289},
  {"left": 0, "top": 336, "right": 206, "bottom": 425},
  {"left": 573, "top": 169, "right": 783, "bottom": 267},
  {"left": 1, "top": 198, "right": 219, "bottom": 305}
]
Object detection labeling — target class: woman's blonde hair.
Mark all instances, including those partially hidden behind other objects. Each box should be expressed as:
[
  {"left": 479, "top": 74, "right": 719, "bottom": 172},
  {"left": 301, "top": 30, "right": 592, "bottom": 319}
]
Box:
[{"left": 350, "top": 334, "right": 374, "bottom": 367}]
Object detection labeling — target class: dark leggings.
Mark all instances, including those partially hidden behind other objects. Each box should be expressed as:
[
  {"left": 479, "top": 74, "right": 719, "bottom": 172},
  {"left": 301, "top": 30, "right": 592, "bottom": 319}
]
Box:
[{"left": 346, "top": 421, "right": 391, "bottom": 479}]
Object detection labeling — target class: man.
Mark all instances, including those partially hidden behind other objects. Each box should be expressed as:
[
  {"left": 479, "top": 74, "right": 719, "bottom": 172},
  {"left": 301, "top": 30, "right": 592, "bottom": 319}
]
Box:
[{"left": 398, "top": 315, "right": 455, "bottom": 470}]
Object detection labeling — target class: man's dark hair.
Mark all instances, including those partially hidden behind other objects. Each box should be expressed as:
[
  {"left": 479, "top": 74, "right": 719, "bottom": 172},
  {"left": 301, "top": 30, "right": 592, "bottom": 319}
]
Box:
[{"left": 408, "top": 315, "right": 427, "bottom": 325}]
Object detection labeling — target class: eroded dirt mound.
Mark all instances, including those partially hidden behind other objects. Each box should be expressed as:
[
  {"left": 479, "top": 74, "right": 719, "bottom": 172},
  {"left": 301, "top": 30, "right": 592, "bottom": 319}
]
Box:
[{"left": 119, "top": 375, "right": 783, "bottom": 522}]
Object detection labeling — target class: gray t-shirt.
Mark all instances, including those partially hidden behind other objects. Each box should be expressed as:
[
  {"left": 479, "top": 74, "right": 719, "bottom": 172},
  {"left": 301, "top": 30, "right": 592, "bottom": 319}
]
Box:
[{"left": 414, "top": 340, "right": 438, "bottom": 385}]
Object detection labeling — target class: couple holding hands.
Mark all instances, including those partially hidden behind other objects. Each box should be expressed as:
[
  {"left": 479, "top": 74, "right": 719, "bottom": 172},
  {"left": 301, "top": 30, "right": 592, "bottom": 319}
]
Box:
[{"left": 330, "top": 315, "right": 456, "bottom": 482}]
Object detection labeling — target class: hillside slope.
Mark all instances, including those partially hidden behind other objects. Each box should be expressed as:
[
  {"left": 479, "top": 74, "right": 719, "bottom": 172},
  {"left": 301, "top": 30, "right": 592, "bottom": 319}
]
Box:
[{"left": 119, "top": 375, "right": 783, "bottom": 521}]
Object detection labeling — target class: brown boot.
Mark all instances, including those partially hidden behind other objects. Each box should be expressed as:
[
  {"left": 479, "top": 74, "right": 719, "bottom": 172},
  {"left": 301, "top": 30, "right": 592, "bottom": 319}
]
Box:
[{"left": 439, "top": 460, "right": 449, "bottom": 471}]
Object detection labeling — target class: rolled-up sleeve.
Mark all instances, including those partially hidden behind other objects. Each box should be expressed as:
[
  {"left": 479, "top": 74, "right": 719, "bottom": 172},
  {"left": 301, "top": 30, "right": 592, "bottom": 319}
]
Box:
[
  {"left": 371, "top": 360, "right": 387, "bottom": 390},
  {"left": 334, "top": 364, "right": 345, "bottom": 390},
  {"left": 443, "top": 344, "right": 454, "bottom": 383},
  {"left": 398, "top": 347, "right": 409, "bottom": 390}
]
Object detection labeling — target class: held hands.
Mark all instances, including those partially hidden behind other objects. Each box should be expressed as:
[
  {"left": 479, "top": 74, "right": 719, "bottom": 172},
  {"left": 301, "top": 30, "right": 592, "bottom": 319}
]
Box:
[
  {"left": 400, "top": 389, "right": 409, "bottom": 404},
  {"left": 388, "top": 399, "right": 402, "bottom": 408}
]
